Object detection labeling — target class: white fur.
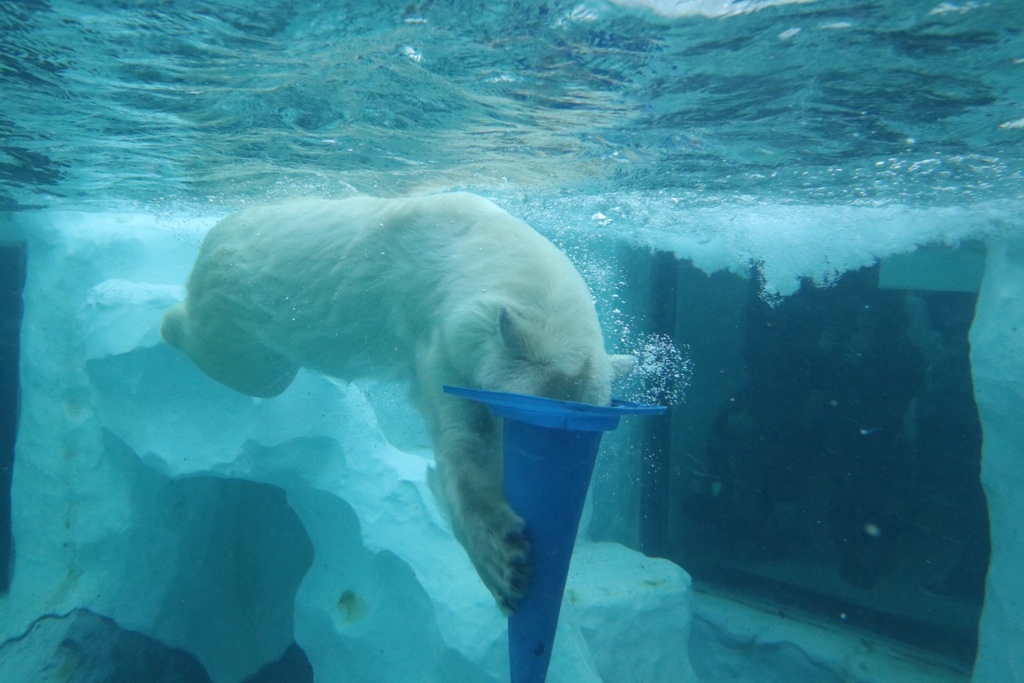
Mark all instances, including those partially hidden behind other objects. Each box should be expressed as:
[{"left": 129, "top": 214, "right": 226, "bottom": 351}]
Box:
[{"left": 162, "top": 192, "right": 634, "bottom": 610}]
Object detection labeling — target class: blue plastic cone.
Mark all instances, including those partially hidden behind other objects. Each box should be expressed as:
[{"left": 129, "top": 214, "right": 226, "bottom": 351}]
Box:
[{"left": 443, "top": 386, "right": 666, "bottom": 683}]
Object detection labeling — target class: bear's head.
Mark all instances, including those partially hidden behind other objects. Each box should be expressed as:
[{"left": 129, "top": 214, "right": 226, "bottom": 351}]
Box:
[{"left": 470, "top": 306, "right": 635, "bottom": 406}]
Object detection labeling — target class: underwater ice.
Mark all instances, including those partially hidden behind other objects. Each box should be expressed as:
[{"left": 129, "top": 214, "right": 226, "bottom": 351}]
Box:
[{"left": 2, "top": 199, "right": 1021, "bottom": 682}]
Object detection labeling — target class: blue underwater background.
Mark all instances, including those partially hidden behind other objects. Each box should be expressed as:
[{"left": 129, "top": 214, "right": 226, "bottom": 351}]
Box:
[{"left": 2, "top": 1, "right": 1023, "bottom": 682}]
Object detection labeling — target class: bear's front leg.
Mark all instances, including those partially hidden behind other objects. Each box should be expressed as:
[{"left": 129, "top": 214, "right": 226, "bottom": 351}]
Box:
[{"left": 430, "top": 400, "right": 531, "bottom": 612}]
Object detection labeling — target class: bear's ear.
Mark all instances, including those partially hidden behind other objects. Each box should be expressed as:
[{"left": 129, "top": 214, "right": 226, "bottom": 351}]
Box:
[
  {"left": 609, "top": 354, "right": 637, "bottom": 381},
  {"left": 497, "top": 306, "right": 529, "bottom": 354}
]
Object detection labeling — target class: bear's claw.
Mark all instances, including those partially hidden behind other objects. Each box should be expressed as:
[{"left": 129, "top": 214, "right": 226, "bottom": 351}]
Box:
[
  {"left": 496, "top": 525, "right": 531, "bottom": 612},
  {"left": 468, "top": 505, "right": 532, "bottom": 613}
]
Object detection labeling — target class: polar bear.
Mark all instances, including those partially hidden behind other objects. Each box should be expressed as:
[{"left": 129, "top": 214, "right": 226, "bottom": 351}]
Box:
[{"left": 162, "top": 192, "right": 635, "bottom": 611}]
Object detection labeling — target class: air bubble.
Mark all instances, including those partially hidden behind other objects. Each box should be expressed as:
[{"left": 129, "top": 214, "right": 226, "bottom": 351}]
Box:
[{"left": 615, "top": 333, "right": 692, "bottom": 406}]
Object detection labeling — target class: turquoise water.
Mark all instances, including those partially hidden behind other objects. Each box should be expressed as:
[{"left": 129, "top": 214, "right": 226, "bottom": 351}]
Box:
[
  {"left": 2, "top": 0, "right": 1022, "bottom": 210},
  {"left": 1, "top": 2, "right": 1021, "bottom": 680}
]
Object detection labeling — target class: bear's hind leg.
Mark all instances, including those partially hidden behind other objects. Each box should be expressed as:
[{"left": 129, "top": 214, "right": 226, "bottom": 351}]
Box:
[{"left": 162, "top": 304, "right": 299, "bottom": 398}]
